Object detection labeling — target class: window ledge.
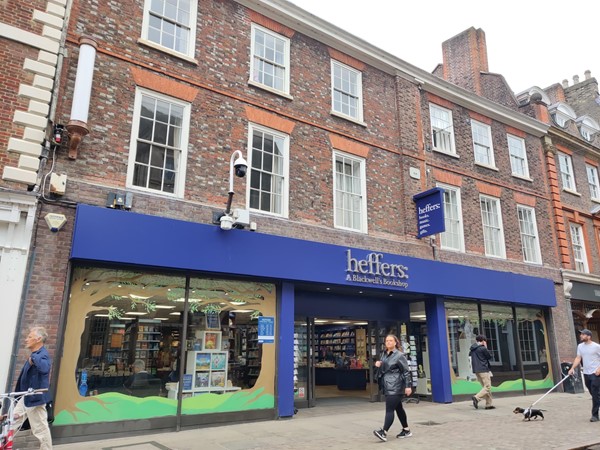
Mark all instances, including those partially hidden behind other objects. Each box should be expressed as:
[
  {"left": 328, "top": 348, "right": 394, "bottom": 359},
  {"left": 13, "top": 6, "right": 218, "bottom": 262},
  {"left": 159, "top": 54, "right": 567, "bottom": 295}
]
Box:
[
  {"left": 484, "top": 253, "right": 507, "bottom": 260},
  {"left": 511, "top": 174, "right": 533, "bottom": 182},
  {"left": 248, "top": 80, "right": 293, "bottom": 100},
  {"left": 125, "top": 183, "right": 184, "bottom": 200},
  {"left": 562, "top": 188, "right": 581, "bottom": 197},
  {"left": 475, "top": 162, "right": 499, "bottom": 171},
  {"left": 334, "top": 224, "right": 368, "bottom": 234},
  {"left": 330, "top": 111, "right": 366, "bottom": 127},
  {"left": 440, "top": 246, "right": 466, "bottom": 253},
  {"left": 137, "top": 38, "right": 198, "bottom": 65},
  {"left": 432, "top": 148, "right": 459, "bottom": 159},
  {"left": 248, "top": 207, "right": 289, "bottom": 220}
]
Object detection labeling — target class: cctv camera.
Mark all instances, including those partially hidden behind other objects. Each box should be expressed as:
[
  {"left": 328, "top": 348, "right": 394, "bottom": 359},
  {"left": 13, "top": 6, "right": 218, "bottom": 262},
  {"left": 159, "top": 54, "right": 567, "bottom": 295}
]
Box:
[
  {"left": 233, "top": 155, "right": 248, "bottom": 178},
  {"left": 219, "top": 214, "right": 234, "bottom": 231}
]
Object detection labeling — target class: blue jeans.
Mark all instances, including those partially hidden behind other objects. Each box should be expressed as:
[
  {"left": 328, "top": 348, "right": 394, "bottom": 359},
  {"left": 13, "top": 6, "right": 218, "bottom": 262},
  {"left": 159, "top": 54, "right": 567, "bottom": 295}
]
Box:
[{"left": 584, "top": 373, "right": 600, "bottom": 418}]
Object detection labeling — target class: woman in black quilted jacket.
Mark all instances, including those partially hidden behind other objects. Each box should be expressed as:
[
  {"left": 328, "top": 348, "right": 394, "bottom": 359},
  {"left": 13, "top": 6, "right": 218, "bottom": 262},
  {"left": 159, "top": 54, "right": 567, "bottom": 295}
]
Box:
[{"left": 373, "top": 334, "right": 413, "bottom": 442}]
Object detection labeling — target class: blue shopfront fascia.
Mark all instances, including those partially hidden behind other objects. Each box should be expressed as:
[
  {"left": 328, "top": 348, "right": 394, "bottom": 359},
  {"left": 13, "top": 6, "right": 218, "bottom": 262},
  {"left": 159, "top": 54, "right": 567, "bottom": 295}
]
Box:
[{"left": 71, "top": 205, "right": 557, "bottom": 408}]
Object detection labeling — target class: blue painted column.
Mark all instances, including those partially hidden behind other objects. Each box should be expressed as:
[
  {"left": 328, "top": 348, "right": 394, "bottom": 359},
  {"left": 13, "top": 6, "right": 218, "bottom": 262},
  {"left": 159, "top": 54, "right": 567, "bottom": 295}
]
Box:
[
  {"left": 425, "top": 296, "right": 453, "bottom": 403},
  {"left": 277, "top": 282, "right": 295, "bottom": 417}
]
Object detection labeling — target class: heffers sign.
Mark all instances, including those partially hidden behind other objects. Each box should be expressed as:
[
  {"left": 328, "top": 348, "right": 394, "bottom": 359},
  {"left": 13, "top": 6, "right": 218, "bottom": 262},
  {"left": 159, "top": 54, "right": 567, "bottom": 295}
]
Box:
[
  {"left": 345, "top": 250, "right": 409, "bottom": 288},
  {"left": 413, "top": 187, "right": 445, "bottom": 239}
]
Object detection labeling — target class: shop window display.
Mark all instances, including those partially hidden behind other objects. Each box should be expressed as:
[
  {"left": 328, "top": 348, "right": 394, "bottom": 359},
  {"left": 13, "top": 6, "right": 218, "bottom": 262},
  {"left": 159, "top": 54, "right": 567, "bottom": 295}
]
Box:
[
  {"left": 54, "top": 267, "right": 276, "bottom": 426},
  {"left": 446, "top": 301, "right": 553, "bottom": 396}
]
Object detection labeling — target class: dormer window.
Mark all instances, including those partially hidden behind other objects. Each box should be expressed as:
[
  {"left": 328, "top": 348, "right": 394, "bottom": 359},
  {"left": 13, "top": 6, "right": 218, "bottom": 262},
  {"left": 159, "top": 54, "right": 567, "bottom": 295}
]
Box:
[
  {"left": 576, "top": 116, "right": 600, "bottom": 142},
  {"left": 548, "top": 103, "right": 576, "bottom": 127}
]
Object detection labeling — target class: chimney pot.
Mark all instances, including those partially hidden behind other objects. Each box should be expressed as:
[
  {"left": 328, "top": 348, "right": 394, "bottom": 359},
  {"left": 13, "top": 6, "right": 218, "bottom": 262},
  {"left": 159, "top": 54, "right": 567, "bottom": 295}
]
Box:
[
  {"left": 562, "top": 79, "right": 569, "bottom": 88},
  {"left": 585, "top": 70, "right": 591, "bottom": 80},
  {"left": 573, "top": 75, "right": 580, "bottom": 84}
]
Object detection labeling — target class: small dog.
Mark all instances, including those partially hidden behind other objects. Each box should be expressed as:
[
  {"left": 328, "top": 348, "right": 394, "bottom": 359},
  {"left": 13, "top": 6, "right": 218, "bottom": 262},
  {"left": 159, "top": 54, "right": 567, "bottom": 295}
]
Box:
[{"left": 513, "top": 406, "right": 545, "bottom": 421}]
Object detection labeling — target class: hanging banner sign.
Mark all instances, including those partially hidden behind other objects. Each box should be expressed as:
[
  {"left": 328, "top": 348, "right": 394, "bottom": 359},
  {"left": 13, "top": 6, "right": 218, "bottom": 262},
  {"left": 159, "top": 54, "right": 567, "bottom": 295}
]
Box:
[{"left": 413, "top": 187, "right": 445, "bottom": 238}]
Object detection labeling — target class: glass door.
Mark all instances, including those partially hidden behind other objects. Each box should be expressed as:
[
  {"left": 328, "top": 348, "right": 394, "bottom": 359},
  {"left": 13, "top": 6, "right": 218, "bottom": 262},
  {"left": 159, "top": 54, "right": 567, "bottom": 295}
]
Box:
[
  {"left": 294, "top": 317, "right": 315, "bottom": 408},
  {"left": 368, "top": 321, "right": 384, "bottom": 402}
]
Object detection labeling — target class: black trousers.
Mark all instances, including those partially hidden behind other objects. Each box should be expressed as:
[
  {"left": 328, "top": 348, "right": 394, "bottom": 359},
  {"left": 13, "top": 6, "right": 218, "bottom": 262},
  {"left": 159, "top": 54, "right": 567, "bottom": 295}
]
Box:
[
  {"left": 584, "top": 373, "right": 600, "bottom": 418},
  {"left": 383, "top": 394, "right": 408, "bottom": 431}
]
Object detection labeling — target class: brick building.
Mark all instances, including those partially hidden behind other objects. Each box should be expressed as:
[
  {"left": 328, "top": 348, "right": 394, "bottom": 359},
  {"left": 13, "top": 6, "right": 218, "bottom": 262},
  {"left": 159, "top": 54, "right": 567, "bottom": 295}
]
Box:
[
  {"left": 0, "top": 0, "right": 585, "bottom": 444},
  {"left": 0, "top": 0, "right": 68, "bottom": 391},
  {"left": 518, "top": 72, "right": 600, "bottom": 347}
]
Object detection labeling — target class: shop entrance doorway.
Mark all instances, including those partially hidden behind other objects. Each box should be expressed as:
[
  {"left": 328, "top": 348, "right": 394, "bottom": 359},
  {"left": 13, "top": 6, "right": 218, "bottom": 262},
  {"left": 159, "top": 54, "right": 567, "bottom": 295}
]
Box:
[{"left": 294, "top": 317, "right": 415, "bottom": 408}]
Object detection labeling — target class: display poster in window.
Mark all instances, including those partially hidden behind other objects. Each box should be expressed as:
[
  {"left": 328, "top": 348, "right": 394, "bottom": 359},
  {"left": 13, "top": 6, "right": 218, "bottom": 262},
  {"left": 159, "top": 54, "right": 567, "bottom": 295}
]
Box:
[
  {"left": 183, "top": 374, "right": 193, "bottom": 391},
  {"left": 195, "top": 353, "right": 211, "bottom": 371},
  {"left": 205, "top": 312, "right": 220, "bottom": 330},
  {"left": 258, "top": 316, "right": 275, "bottom": 343}
]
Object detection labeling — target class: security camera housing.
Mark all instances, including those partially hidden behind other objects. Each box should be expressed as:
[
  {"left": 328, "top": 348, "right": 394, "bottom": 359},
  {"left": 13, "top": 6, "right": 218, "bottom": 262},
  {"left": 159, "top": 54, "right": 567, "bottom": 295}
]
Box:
[
  {"left": 219, "top": 214, "right": 234, "bottom": 231},
  {"left": 234, "top": 163, "right": 247, "bottom": 178}
]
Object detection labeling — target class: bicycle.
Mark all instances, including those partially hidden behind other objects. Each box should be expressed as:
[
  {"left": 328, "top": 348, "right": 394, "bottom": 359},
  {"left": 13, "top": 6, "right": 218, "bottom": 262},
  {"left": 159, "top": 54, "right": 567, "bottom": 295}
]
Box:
[{"left": 0, "top": 388, "right": 48, "bottom": 450}]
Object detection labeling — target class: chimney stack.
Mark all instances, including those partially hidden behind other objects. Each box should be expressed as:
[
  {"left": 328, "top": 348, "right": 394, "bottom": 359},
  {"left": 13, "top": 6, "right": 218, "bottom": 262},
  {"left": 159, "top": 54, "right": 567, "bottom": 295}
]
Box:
[
  {"left": 562, "top": 79, "right": 569, "bottom": 88},
  {"left": 573, "top": 75, "right": 580, "bottom": 84},
  {"left": 441, "top": 27, "right": 488, "bottom": 95},
  {"left": 585, "top": 70, "right": 591, "bottom": 80}
]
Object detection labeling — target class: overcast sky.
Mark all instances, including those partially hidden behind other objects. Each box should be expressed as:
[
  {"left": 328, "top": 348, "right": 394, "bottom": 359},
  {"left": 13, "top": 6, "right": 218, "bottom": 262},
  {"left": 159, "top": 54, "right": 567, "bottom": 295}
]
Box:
[{"left": 289, "top": 0, "right": 600, "bottom": 94}]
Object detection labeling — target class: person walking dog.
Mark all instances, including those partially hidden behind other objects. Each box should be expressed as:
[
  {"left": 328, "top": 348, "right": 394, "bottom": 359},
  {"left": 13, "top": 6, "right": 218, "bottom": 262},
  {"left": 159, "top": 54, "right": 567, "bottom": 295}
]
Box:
[
  {"left": 568, "top": 329, "right": 600, "bottom": 422},
  {"left": 470, "top": 334, "right": 495, "bottom": 410},
  {"left": 373, "top": 334, "right": 413, "bottom": 442}
]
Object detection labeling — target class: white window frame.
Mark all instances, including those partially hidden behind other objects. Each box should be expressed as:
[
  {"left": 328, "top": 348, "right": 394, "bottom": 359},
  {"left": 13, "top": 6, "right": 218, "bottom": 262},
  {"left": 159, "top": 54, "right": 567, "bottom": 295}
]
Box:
[
  {"left": 246, "top": 123, "right": 289, "bottom": 218},
  {"left": 517, "top": 205, "right": 542, "bottom": 265},
  {"left": 558, "top": 152, "right": 577, "bottom": 192},
  {"left": 429, "top": 104, "right": 456, "bottom": 155},
  {"left": 569, "top": 223, "right": 589, "bottom": 273},
  {"left": 471, "top": 120, "right": 495, "bottom": 168},
  {"left": 140, "top": 0, "right": 197, "bottom": 59},
  {"left": 333, "top": 150, "right": 367, "bottom": 233},
  {"left": 518, "top": 321, "right": 539, "bottom": 364},
  {"left": 508, "top": 134, "right": 530, "bottom": 179},
  {"left": 126, "top": 88, "right": 190, "bottom": 198},
  {"left": 586, "top": 164, "right": 600, "bottom": 201},
  {"left": 330, "top": 60, "right": 363, "bottom": 122},
  {"left": 577, "top": 117, "right": 600, "bottom": 142},
  {"left": 479, "top": 195, "right": 506, "bottom": 258},
  {"left": 250, "top": 24, "right": 290, "bottom": 96},
  {"left": 482, "top": 320, "right": 502, "bottom": 365},
  {"left": 550, "top": 103, "right": 576, "bottom": 128},
  {"left": 437, "top": 183, "right": 465, "bottom": 252}
]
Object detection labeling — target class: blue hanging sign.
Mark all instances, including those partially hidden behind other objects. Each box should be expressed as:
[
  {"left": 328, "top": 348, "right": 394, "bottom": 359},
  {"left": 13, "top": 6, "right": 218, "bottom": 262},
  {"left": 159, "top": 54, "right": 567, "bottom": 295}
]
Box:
[
  {"left": 258, "top": 316, "right": 275, "bottom": 343},
  {"left": 413, "top": 187, "right": 445, "bottom": 239}
]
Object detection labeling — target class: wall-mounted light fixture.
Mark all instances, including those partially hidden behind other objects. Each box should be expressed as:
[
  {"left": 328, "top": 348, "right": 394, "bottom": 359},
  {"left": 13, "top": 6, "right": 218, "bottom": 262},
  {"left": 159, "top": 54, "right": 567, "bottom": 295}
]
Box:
[
  {"left": 66, "top": 36, "right": 98, "bottom": 159},
  {"left": 591, "top": 204, "right": 600, "bottom": 216},
  {"left": 213, "top": 150, "right": 253, "bottom": 231}
]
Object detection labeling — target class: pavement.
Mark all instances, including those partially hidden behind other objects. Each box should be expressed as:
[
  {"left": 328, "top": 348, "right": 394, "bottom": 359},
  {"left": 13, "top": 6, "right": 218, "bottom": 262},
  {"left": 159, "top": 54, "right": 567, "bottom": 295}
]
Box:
[{"left": 48, "top": 392, "right": 600, "bottom": 450}]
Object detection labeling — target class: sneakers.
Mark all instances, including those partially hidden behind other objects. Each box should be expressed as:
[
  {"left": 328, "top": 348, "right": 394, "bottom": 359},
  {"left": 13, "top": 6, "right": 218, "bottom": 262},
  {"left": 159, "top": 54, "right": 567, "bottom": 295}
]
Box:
[
  {"left": 485, "top": 406, "right": 496, "bottom": 410},
  {"left": 397, "top": 428, "right": 412, "bottom": 439},
  {"left": 373, "top": 428, "right": 387, "bottom": 442},
  {"left": 590, "top": 416, "right": 599, "bottom": 422},
  {"left": 472, "top": 396, "right": 479, "bottom": 409}
]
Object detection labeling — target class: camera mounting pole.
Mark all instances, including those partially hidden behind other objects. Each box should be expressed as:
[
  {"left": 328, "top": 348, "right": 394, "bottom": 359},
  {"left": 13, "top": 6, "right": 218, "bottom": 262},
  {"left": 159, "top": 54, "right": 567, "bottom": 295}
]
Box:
[{"left": 225, "top": 150, "right": 247, "bottom": 215}]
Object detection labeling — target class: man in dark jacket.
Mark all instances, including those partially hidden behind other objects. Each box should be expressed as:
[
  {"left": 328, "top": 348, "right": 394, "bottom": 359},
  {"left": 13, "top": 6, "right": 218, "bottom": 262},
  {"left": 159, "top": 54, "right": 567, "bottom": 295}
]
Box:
[
  {"left": 469, "top": 334, "right": 494, "bottom": 410},
  {"left": 13, "top": 326, "right": 53, "bottom": 449}
]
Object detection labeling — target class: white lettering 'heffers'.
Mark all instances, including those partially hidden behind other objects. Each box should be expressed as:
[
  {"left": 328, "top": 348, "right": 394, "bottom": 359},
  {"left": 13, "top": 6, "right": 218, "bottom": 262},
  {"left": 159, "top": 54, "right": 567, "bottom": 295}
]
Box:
[{"left": 346, "top": 250, "right": 409, "bottom": 288}]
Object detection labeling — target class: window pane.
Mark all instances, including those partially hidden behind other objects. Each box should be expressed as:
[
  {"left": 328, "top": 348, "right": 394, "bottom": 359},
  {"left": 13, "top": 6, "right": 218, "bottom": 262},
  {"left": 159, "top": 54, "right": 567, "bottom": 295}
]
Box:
[
  {"left": 249, "top": 128, "right": 286, "bottom": 215},
  {"left": 133, "top": 94, "right": 184, "bottom": 194},
  {"left": 334, "top": 153, "right": 364, "bottom": 231}
]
